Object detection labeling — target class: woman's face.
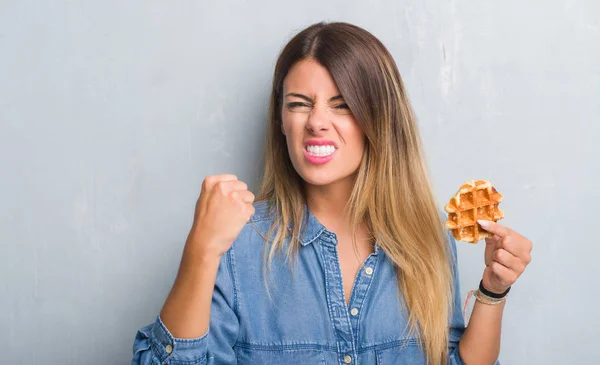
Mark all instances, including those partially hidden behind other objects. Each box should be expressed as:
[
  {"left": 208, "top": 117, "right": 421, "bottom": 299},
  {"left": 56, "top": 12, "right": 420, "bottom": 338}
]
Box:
[{"left": 281, "top": 59, "right": 366, "bottom": 188}]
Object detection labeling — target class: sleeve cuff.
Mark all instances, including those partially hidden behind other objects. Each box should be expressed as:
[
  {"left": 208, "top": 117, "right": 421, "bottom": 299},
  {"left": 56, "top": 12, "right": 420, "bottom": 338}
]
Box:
[{"left": 149, "top": 315, "right": 209, "bottom": 364}]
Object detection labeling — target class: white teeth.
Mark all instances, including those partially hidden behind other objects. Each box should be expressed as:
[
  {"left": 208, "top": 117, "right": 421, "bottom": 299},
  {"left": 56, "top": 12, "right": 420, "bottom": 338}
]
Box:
[{"left": 306, "top": 145, "right": 336, "bottom": 157}]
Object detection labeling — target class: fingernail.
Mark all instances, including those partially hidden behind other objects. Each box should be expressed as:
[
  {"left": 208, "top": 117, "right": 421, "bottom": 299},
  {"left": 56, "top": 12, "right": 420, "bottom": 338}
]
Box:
[{"left": 477, "top": 219, "right": 491, "bottom": 227}]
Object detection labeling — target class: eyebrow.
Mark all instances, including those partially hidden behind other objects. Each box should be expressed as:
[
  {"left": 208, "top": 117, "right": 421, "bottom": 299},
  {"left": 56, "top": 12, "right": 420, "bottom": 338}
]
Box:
[{"left": 284, "top": 93, "right": 344, "bottom": 102}]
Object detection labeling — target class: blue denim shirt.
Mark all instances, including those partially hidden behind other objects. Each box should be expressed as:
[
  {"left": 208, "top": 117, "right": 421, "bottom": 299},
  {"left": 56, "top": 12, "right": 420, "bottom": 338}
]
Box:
[{"left": 132, "top": 201, "right": 479, "bottom": 365}]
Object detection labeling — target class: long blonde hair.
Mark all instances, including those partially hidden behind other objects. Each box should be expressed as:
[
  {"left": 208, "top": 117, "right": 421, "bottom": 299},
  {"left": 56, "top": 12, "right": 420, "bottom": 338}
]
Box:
[{"left": 256, "top": 22, "right": 454, "bottom": 365}]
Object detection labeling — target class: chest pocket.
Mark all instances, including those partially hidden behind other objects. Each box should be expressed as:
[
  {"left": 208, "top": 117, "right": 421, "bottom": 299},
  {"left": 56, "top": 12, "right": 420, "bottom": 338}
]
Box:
[
  {"left": 375, "top": 341, "right": 426, "bottom": 365},
  {"left": 235, "top": 347, "right": 326, "bottom": 365}
]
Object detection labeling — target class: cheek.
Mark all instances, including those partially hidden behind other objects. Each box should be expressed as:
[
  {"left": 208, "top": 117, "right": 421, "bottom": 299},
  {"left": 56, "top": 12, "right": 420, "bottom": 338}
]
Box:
[
  {"left": 280, "top": 119, "right": 299, "bottom": 155},
  {"left": 341, "top": 123, "right": 366, "bottom": 153},
  {"left": 283, "top": 111, "right": 306, "bottom": 125},
  {"left": 348, "top": 140, "right": 366, "bottom": 164},
  {"left": 281, "top": 117, "right": 291, "bottom": 137},
  {"left": 281, "top": 112, "right": 297, "bottom": 136}
]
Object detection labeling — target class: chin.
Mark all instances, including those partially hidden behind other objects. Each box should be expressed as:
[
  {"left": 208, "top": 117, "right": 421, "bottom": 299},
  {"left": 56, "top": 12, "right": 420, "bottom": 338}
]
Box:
[
  {"left": 297, "top": 168, "right": 350, "bottom": 187},
  {"left": 300, "top": 174, "right": 338, "bottom": 186},
  {"left": 289, "top": 154, "right": 359, "bottom": 188}
]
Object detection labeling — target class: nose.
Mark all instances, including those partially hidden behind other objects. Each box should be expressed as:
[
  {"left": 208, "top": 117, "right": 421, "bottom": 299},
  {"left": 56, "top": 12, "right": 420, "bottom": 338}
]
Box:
[{"left": 306, "top": 105, "right": 330, "bottom": 134}]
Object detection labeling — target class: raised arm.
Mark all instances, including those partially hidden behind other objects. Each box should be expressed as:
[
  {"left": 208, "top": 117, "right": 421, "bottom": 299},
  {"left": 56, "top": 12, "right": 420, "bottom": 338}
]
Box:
[{"left": 132, "top": 174, "right": 255, "bottom": 365}]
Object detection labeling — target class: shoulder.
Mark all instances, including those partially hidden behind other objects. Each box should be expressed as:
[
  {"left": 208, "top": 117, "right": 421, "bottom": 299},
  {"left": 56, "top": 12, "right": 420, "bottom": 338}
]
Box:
[
  {"left": 248, "top": 200, "right": 277, "bottom": 223},
  {"left": 229, "top": 200, "right": 279, "bottom": 256}
]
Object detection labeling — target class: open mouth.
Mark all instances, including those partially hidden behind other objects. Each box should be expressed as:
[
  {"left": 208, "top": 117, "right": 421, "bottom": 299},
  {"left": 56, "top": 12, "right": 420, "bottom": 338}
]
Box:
[
  {"left": 303, "top": 144, "right": 337, "bottom": 165},
  {"left": 305, "top": 144, "right": 336, "bottom": 157}
]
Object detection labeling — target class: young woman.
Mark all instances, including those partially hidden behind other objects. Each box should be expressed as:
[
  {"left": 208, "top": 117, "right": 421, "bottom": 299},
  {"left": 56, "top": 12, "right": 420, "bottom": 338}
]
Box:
[{"left": 132, "top": 22, "right": 532, "bottom": 365}]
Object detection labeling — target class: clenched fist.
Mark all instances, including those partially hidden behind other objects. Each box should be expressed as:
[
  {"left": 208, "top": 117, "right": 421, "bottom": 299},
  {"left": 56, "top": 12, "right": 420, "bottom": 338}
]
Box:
[{"left": 186, "top": 174, "right": 255, "bottom": 259}]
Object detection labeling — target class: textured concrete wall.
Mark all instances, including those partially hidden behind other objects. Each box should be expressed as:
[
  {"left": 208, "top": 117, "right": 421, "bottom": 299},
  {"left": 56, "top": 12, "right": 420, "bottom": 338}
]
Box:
[{"left": 1, "top": 1, "right": 598, "bottom": 364}]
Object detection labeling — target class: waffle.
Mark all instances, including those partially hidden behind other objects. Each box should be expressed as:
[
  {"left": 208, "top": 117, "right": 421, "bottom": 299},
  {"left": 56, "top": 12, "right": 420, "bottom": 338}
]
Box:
[{"left": 444, "top": 180, "right": 504, "bottom": 243}]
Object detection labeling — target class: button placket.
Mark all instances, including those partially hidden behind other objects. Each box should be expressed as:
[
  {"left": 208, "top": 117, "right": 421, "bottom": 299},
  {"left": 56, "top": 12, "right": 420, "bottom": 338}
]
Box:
[
  {"left": 319, "top": 234, "right": 356, "bottom": 364},
  {"left": 346, "top": 251, "right": 380, "bottom": 358}
]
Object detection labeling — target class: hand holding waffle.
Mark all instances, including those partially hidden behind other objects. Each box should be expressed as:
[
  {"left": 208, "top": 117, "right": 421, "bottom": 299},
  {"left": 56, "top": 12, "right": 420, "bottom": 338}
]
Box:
[
  {"left": 478, "top": 219, "right": 532, "bottom": 295},
  {"left": 445, "top": 180, "right": 533, "bottom": 294}
]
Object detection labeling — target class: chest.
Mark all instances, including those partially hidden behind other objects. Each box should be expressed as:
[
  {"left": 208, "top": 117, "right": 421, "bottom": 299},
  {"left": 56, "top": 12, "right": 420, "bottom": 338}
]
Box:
[
  {"left": 233, "top": 240, "right": 425, "bottom": 364},
  {"left": 336, "top": 239, "right": 374, "bottom": 306}
]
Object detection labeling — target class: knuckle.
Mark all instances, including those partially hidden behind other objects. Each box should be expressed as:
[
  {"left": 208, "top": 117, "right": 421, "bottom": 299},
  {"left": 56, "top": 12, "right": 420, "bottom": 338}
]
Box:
[
  {"left": 494, "top": 250, "right": 503, "bottom": 261},
  {"left": 203, "top": 176, "right": 214, "bottom": 188},
  {"left": 217, "top": 181, "right": 228, "bottom": 194}
]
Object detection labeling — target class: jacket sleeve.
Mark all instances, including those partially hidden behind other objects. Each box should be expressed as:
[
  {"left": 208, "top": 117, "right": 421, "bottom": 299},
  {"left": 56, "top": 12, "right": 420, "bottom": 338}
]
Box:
[
  {"left": 445, "top": 232, "right": 500, "bottom": 365},
  {"left": 132, "top": 250, "right": 239, "bottom": 365}
]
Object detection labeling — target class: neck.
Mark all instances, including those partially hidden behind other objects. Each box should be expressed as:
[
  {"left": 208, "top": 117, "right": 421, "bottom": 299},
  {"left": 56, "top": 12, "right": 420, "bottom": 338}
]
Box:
[
  {"left": 303, "top": 176, "right": 355, "bottom": 233},
  {"left": 303, "top": 175, "right": 374, "bottom": 252}
]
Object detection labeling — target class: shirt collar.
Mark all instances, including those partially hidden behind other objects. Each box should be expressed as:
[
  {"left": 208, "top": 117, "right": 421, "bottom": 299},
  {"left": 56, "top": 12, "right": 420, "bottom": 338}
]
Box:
[
  {"left": 286, "top": 203, "right": 327, "bottom": 246},
  {"left": 287, "top": 204, "right": 381, "bottom": 253}
]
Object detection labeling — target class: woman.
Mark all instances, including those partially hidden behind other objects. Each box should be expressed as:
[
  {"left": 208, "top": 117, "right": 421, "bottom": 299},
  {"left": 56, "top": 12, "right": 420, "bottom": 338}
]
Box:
[{"left": 132, "top": 22, "right": 532, "bottom": 365}]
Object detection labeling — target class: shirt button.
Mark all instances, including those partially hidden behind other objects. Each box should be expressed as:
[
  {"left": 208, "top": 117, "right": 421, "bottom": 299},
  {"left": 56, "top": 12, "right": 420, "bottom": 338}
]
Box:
[
  {"left": 344, "top": 355, "right": 352, "bottom": 363},
  {"left": 350, "top": 308, "right": 359, "bottom": 316},
  {"left": 365, "top": 267, "right": 373, "bottom": 275},
  {"left": 165, "top": 344, "right": 173, "bottom": 354}
]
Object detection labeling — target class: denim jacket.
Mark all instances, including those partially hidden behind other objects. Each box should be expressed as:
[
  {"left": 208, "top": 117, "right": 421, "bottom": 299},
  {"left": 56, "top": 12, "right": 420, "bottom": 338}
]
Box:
[{"left": 132, "top": 201, "right": 484, "bottom": 365}]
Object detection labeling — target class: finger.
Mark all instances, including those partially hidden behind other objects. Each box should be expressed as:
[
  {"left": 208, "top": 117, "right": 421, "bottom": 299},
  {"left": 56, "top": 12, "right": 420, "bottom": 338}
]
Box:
[
  {"left": 216, "top": 180, "right": 248, "bottom": 195},
  {"left": 236, "top": 190, "right": 255, "bottom": 204},
  {"left": 498, "top": 235, "right": 519, "bottom": 257},
  {"left": 213, "top": 174, "right": 238, "bottom": 181},
  {"left": 493, "top": 248, "right": 524, "bottom": 274},
  {"left": 203, "top": 174, "right": 238, "bottom": 189},
  {"left": 499, "top": 236, "right": 533, "bottom": 264},
  {"left": 477, "top": 220, "right": 511, "bottom": 238},
  {"left": 244, "top": 203, "right": 256, "bottom": 220},
  {"left": 227, "top": 180, "right": 249, "bottom": 192},
  {"left": 490, "top": 261, "right": 518, "bottom": 287},
  {"left": 485, "top": 234, "right": 501, "bottom": 247},
  {"left": 230, "top": 194, "right": 255, "bottom": 218}
]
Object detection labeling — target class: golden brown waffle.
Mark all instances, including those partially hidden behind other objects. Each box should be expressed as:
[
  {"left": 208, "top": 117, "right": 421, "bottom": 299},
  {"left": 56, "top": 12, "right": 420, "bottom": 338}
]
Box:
[{"left": 444, "top": 180, "right": 504, "bottom": 243}]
